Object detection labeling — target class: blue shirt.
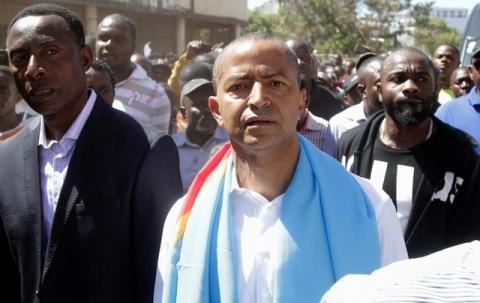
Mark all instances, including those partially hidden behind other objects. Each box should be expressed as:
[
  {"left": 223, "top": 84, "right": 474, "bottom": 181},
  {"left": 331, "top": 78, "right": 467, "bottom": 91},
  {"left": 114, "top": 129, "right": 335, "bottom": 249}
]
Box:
[{"left": 435, "top": 86, "right": 480, "bottom": 154}]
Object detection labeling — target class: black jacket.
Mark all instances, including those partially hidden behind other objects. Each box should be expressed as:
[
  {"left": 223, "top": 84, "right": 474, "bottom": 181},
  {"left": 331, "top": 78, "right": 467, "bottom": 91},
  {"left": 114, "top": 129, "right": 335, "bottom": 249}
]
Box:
[
  {"left": 337, "top": 111, "right": 480, "bottom": 257},
  {"left": 0, "top": 97, "right": 182, "bottom": 302}
]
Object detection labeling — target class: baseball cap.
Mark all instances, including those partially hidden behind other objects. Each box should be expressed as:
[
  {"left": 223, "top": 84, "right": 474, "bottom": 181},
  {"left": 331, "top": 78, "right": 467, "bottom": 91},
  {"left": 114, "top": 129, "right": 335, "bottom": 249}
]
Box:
[
  {"left": 180, "top": 78, "right": 214, "bottom": 107},
  {"left": 343, "top": 74, "right": 358, "bottom": 92}
]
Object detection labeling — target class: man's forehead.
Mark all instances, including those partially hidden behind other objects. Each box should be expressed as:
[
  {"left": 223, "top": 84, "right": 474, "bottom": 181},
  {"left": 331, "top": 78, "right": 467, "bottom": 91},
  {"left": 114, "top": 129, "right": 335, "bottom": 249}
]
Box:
[
  {"left": 383, "top": 52, "right": 431, "bottom": 74},
  {"left": 7, "top": 15, "right": 69, "bottom": 47},
  {"left": 434, "top": 45, "right": 455, "bottom": 55}
]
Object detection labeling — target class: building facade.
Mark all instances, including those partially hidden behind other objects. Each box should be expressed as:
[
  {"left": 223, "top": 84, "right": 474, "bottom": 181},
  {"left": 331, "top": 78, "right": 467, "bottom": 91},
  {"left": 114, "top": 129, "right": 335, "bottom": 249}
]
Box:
[{"left": 0, "top": 0, "right": 247, "bottom": 55}]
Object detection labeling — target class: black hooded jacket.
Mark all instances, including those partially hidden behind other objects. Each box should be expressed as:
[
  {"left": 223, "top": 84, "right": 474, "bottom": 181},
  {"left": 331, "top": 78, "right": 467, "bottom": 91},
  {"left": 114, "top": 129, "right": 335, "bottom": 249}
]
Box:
[{"left": 337, "top": 111, "right": 480, "bottom": 257}]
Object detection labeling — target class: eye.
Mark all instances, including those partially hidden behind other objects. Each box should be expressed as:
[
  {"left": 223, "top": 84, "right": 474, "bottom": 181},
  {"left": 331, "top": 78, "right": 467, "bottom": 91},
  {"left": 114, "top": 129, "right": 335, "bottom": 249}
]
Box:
[
  {"left": 271, "top": 80, "right": 285, "bottom": 87},
  {"left": 45, "top": 49, "right": 58, "bottom": 55},
  {"left": 228, "top": 83, "right": 247, "bottom": 92},
  {"left": 10, "top": 53, "right": 28, "bottom": 64}
]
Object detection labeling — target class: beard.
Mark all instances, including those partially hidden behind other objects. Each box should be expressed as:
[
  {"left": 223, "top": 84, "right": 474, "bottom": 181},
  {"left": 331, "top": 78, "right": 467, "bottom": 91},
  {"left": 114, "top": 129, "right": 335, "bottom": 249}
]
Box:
[{"left": 384, "top": 97, "right": 434, "bottom": 126}]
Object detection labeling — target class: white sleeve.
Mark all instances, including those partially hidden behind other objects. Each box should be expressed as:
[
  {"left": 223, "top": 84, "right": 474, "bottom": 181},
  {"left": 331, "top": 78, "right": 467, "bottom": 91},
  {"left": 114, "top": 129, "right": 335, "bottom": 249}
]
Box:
[
  {"left": 153, "top": 198, "right": 184, "bottom": 303},
  {"left": 354, "top": 175, "right": 409, "bottom": 266}
]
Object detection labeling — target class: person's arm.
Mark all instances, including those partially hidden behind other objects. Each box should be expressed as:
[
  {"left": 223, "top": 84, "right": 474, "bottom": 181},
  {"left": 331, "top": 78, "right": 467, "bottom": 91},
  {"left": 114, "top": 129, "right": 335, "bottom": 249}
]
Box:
[
  {"left": 131, "top": 135, "right": 183, "bottom": 302},
  {"left": 0, "top": 215, "right": 21, "bottom": 302},
  {"left": 353, "top": 175, "right": 409, "bottom": 266},
  {"left": 167, "top": 40, "right": 210, "bottom": 96}
]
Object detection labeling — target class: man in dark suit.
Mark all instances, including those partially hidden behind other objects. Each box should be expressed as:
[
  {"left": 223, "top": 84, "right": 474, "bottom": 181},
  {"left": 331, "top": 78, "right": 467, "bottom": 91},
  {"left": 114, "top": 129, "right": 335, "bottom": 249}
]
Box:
[{"left": 0, "top": 4, "right": 182, "bottom": 302}]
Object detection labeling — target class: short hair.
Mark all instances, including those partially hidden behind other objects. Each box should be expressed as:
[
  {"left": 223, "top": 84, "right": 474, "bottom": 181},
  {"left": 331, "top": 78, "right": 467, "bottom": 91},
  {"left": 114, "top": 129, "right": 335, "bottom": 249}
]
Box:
[
  {"left": 435, "top": 43, "right": 460, "bottom": 60},
  {"left": 101, "top": 14, "right": 136, "bottom": 42},
  {"left": 383, "top": 47, "right": 439, "bottom": 81},
  {"left": 212, "top": 32, "right": 300, "bottom": 91},
  {"left": 90, "top": 59, "right": 115, "bottom": 89},
  {"left": 357, "top": 55, "right": 383, "bottom": 83},
  {"left": 7, "top": 3, "right": 85, "bottom": 46}
]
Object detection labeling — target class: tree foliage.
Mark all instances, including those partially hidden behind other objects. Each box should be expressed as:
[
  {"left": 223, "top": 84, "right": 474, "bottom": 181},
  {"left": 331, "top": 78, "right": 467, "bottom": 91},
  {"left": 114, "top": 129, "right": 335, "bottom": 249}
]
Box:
[
  {"left": 243, "top": 0, "right": 462, "bottom": 56},
  {"left": 410, "top": 2, "right": 461, "bottom": 56}
]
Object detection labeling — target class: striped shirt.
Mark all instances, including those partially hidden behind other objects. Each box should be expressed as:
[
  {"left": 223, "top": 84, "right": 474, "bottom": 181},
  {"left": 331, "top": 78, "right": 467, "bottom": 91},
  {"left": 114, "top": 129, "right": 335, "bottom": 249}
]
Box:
[
  {"left": 113, "top": 63, "right": 171, "bottom": 143},
  {"left": 321, "top": 241, "right": 480, "bottom": 303},
  {"left": 39, "top": 90, "right": 97, "bottom": 243},
  {"left": 298, "top": 111, "right": 335, "bottom": 156}
]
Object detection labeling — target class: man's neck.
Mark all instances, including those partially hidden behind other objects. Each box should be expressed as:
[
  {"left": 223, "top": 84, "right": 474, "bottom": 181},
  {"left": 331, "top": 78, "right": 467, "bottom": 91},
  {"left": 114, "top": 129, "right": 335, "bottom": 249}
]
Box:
[
  {"left": 233, "top": 137, "right": 300, "bottom": 201},
  {"left": 113, "top": 62, "right": 136, "bottom": 84},
  {"left": 0, "top": 111, "right": 22, "bottom": 132},
  {"left": 43, "top": 91, "right": 89, "bottom": 141},
  {"left": 380, "top": 116, "right": 434, "bottom": 149},
  {"left": 186, "top": 128, "right": 215, "bottom": 146}
]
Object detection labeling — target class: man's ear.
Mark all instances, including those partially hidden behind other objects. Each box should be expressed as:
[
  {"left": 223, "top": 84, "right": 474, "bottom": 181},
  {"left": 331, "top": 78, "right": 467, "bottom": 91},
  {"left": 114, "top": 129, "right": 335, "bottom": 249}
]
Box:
[
  {"left": 357, "top": 83, "right": 366, "bottom": 98},
  {"left": 376, "top": 81, "right": 383, "bottom": 103},
  {"left": 80, "top": 45, "right": 93, "bottom": 72},
  {"left": 299, "top": 88, "right": 307, "bottom": 112},
  {"left": 208, "top": 96, "right": 223, "bottom": 127}
]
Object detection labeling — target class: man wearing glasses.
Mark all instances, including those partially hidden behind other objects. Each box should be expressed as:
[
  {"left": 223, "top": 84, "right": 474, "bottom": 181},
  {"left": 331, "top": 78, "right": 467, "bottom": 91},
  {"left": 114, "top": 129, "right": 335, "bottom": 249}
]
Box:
[{"left": 436, "top": 47, "right": 480, "bottom": 155}]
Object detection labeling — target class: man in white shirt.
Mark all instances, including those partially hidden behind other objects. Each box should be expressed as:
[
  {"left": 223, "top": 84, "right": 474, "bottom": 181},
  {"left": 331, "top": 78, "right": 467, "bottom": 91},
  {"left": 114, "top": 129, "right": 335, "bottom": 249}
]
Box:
[
  {"left": 96, "top": 14, "right": 171, "bottom": 143},
  {"left": 328, "top": 55, "right": 383, "bottom": 143},
  {"left": 154, "top": 33, "right": 407, "bottom": 303},
  {"left": 321, "top": 241, "right": 480, "bottom": 303}
]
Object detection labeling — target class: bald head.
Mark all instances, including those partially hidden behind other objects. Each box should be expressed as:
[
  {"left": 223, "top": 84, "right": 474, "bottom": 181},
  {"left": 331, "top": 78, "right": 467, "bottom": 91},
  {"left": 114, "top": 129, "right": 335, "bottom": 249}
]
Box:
[
  {"left": 99, "top": 14, "right": 136, "bottom": 41},
  {"left": 212, "top": 33, "right": 300, "bottom": 91},
  {"left": 382, "top": 48, "right": 437, "bottom": 81}
]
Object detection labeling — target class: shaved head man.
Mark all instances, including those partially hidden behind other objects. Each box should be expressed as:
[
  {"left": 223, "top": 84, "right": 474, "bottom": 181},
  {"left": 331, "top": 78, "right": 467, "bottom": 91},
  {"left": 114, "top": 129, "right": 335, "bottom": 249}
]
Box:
[{"left": 338, "top": 47, "right": 480, "bottom": 258}]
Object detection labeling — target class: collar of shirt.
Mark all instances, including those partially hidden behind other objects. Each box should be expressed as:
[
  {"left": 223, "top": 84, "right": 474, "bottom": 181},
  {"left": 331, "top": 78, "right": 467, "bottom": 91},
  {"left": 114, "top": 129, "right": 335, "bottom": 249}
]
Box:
[
  {"left": 303, "top": 110, "right": 328, "bottom": 131},
  {"left": 229, "top": 158, "right": 285, "bottom": 206},
  {"left": 38, "top": 90, "right": 97, "bottom": 148},
  {"left": 468, "top": 86, "right": 480, "bottom": 112},
  {"left": 116, "top": 63, "right": 148, "bottom": 86}
]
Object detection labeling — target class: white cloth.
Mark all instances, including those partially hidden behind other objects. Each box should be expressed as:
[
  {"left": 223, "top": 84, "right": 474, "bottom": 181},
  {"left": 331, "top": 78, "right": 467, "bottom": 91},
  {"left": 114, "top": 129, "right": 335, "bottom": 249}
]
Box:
[
  {"left": 321, "top": 241, "right": 480, "bottom": 303},
  {"left": 328, "top": 102, "right": 366, "bottom": 143},
  {"left": 39, "top": 91, "right": 96, "bottom": 241},
  {"left": 113, "top": 63, "right": 171, "bottom": 143},
  {"left": 154, "top": 172, "right": 407, "bottom": 302}
]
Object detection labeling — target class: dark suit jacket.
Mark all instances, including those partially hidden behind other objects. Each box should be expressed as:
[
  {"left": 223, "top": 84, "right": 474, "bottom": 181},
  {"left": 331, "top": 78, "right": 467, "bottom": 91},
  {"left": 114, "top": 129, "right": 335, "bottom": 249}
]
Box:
[{"left": 0, "top": 97, "right": 182, "bottom": 303}]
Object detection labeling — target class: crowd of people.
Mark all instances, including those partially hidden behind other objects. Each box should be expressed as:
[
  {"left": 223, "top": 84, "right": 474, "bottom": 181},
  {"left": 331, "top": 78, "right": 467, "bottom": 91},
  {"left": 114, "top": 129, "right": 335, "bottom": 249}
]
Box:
[{"left": 0, "top": 3, "right": 479, "bottom": 303}]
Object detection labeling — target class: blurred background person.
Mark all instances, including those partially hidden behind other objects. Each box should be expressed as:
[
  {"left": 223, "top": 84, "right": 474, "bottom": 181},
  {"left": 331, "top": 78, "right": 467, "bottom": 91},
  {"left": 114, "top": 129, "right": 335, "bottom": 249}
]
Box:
[
  {"left": 86, "top": 59, "right": 115, "bottom": 106},
  {"left": 173, "top": 79, "right": 228, "bottom": 192},
  {"left": 450, "top": 66, "right": 474, "bottom": 98}
]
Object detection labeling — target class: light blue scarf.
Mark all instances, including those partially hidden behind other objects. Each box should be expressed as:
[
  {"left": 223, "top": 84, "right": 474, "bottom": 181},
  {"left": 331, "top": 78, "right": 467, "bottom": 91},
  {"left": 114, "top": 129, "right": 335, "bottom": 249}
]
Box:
[{"left": 162, "top": 135, "right": 380, "bottom": 302}]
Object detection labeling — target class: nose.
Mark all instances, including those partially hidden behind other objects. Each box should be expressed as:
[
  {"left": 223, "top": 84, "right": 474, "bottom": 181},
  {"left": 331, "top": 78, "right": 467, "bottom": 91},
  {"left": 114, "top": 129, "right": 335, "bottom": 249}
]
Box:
[
  {"left": 402, "top": 79, "right": 419, "bottom": 97},
  {"left": 460, "top": 80, "right": 470, "bottom": 89},
  {"left": 25, "top": 55, "right": 46, "bottom": 80},
  {"left": 248, "top": 82, "right": 271, "bottom": 109}
]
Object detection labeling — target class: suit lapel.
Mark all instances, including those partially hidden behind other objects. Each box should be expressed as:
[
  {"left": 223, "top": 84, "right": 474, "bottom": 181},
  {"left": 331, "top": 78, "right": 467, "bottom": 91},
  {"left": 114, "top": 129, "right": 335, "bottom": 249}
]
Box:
[
  {"left": 21, "top": 118, "right": 44, "bottom": 286},
  {"left": 42, "top": 98, "right": 112, "bottom": 281}
]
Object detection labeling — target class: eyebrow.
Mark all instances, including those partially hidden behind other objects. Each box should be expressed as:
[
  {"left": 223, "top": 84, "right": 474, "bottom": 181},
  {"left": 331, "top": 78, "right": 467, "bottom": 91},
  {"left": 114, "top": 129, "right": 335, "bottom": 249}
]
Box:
[{"left": 223, "top": 69, "right": 287, "bottom": 83}]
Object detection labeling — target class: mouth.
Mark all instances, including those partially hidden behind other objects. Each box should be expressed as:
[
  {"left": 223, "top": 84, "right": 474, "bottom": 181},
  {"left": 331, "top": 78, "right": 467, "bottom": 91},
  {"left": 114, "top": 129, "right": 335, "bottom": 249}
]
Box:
[
  {"left": 27, "top": 87, "right": 55, "bottom": 100},
  {"left": 245, "top": 116, "right": 276, "bottom": 127}
]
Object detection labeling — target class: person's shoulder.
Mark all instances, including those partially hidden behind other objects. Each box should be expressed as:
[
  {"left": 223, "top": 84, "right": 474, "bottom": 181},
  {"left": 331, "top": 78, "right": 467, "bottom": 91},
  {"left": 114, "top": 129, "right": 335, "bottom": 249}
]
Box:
[
  {"left": 338, "top": 119, "right": 367, "bottom": 146},
  {"left": 434, "top": 116, "right": 477, "bottom": 149},
  {"left": 436, "top": 94, "right": 470, "bottom": 116},
  {"left": 102, "top": 101, "right": 149, "bottom": 144},
  {"left": 352, "top": 175, "right": 391, "bottom": 212}
]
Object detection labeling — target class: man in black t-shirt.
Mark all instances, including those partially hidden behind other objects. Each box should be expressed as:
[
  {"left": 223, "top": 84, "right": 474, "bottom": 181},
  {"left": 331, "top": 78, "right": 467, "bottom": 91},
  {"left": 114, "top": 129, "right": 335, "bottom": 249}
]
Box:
[{"left": 337, "top": 47, "right": 480, "bottom": 258}]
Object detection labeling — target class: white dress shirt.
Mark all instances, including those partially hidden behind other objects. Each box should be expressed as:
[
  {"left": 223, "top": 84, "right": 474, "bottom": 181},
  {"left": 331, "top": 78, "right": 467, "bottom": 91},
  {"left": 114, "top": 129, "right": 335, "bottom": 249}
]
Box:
[
  {"left": 328, "top": 102, "right": 367, "bottom": 143},
  {"left": 38, "top": 91, "right": 97, "bottom": 242},
  {"left": 154, "top": 168, "right": 407, "bottom": 302}
]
